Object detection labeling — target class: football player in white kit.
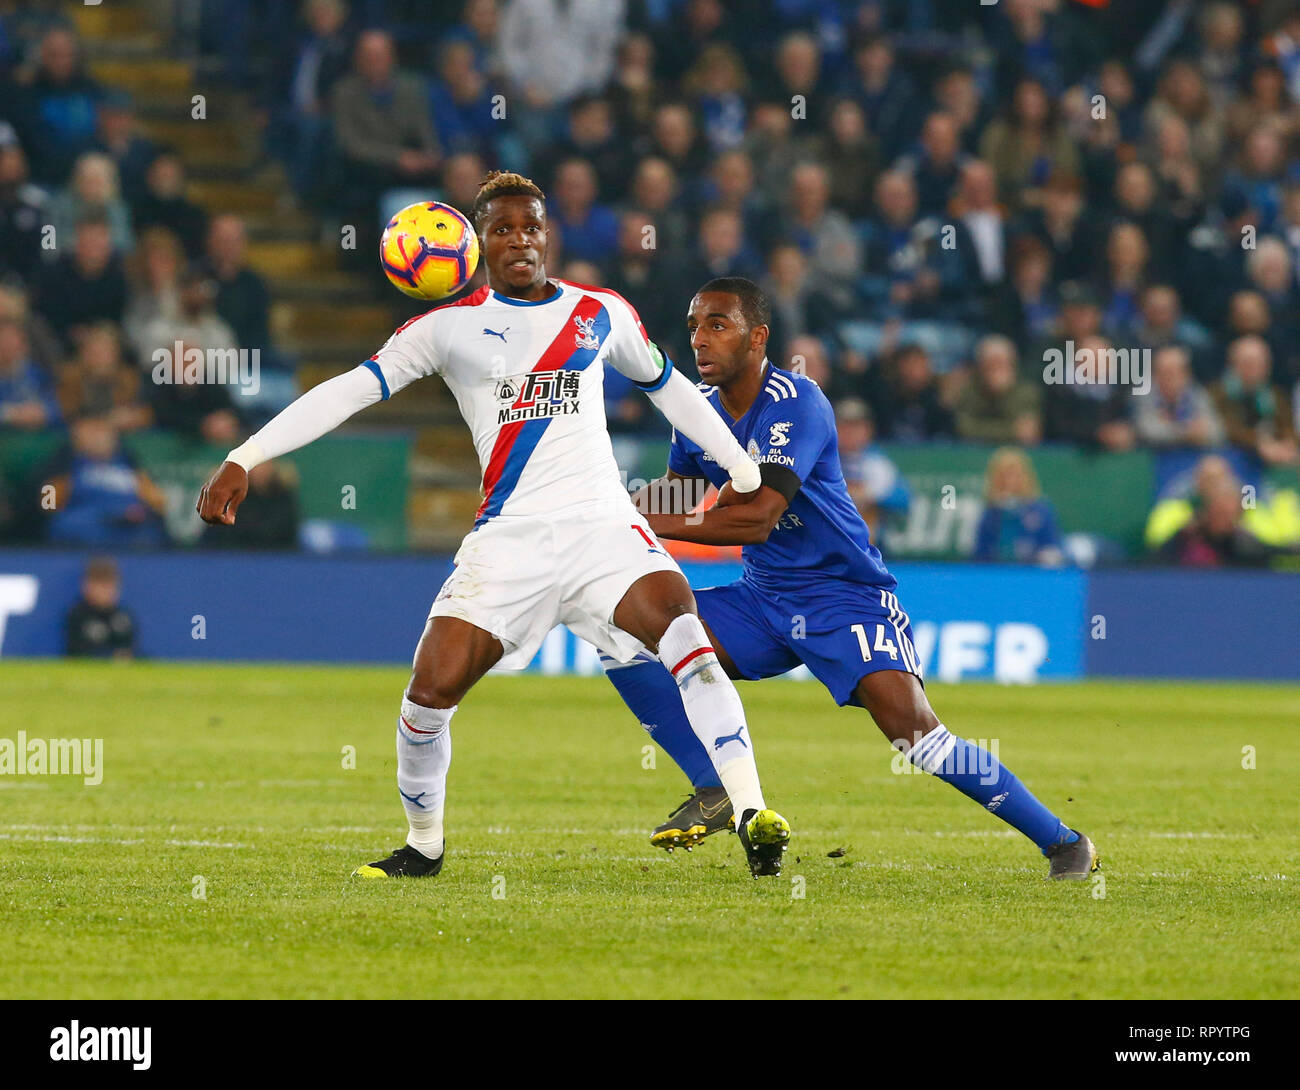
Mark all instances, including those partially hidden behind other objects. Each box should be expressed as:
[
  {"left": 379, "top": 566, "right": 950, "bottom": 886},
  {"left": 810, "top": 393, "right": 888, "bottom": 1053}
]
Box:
[{"left": 196, "top": 172, "right": 791, "bottom": 878}]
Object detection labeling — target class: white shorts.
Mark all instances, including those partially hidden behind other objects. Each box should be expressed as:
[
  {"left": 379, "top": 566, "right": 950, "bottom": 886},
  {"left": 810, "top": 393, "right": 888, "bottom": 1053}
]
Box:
[{"left": 429, "top": 500, "right": 682, "bottom": 670}]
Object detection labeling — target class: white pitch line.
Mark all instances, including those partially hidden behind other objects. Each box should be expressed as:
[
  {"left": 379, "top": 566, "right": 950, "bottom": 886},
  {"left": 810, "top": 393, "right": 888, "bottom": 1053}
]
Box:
[{"left": 0, "top": 833, "right": 251, "bottom": 849}]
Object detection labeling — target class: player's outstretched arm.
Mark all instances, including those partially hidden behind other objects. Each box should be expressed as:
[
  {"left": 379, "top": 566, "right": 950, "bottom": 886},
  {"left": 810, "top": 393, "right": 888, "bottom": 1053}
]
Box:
[
  {"left": 647, "top": 483, "right": 789, "bottom": 545},
  {"left": 629, "top": 468, "right": 707, "bottom": 517},
  {"left": 196, "top": 365, "right": 383, "bottom": 525},
  {"left": 644, "top": 368, "right": 760, "bottom": 495}
]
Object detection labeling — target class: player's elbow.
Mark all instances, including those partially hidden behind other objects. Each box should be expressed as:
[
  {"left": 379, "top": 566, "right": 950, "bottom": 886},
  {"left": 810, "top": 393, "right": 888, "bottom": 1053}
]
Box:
[{"left": 738, "top": 506, "right": 781, "bottom": 544}]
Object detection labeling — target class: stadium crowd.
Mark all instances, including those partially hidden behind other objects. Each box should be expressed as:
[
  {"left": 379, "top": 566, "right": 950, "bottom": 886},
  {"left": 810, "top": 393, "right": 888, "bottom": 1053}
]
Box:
[{"left": 3, "top": 0, "right": 1300, "bottom": 566}]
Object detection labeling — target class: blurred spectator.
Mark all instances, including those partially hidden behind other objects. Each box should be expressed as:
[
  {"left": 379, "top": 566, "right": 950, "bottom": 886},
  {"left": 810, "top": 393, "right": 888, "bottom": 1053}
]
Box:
[
  {"left": 1134, "top": 344, "right": 1223, "bottom": 451},
  {"left": 11, "top": 26, "right": 102, "bottom": 185},
  {"left": 1143, "top": 60, "right": 1224, "bottom": 182},
  {"left": 835, "top": 397, "right": 909, "bottom": 532},
  {"left": 1222, "top": 124, "right": 1286, "bottom": 233},
  {"left": 954, "top": 335, "right": 1042, "bottom": 446},
  {"left": 990, "top": 234, "right": 1059, "bottom": 350},
  {"left": 682, "top": 44, "right": 748, "bottom": 155},
  {"left": 57, "top": 322, "right": 151, "bottom": 433},
  {"left": 0, "top": 283, "right": 61, "bottom": 374},
  {"left": 132, "top": 262, "right": 238, "bottom": 376},
  {"left": 34, "top": 215, "right": 128, "bottom": 348},
  {"left": 1155, "top": 478, "right": 1274, "bottom": 567},
  {"left": 1198, "top": 2, "right": 1247, "bottom": 106},
  {"left": 1243, "top": 237, "right": 1300, "bottom": 357},
  {"left": 607, "top": 32, "right": 659, "bottom": 136},
  {"left": 765, "top": 31, "right": 827, "bottom": 125},
  {"left": 0, "top": 316, "right": 60, "bottom": 430},
  {"left": 1095, "top": 60, "right": 1142, "bottom": 145},
  {"left": 1016, "top": 171, "right": 1091, "bottom": 283},
  {"left": 859, "top": 171, "right": 940, "bottom": 318},
  {"left": 601, "top": 210, "right": 678, "bottom": 359},
  {"left": 1182, "top": 189, "right": 1255, "bottom": 326},
  {"left": 64, "top": 556, "right": 137, "bottom": 659},
  {"left": 429, "top": 38, "right": 504, "bottom": 163},
  {"left": 267, "top": 0, "right": 353, "bottom": 207},
  {"left": 440, "top": 150, "right": 488, "bottom": 217},
  {"left": 784, "top": 335, "right": 831, "bottom": 389},
  {"left": 123, "top": 227, "right": 184, "bottom": 364},
  {"left": 44, "top": 413, "right": 168, "bottom": 548},
  {"left": 1109, "top": 162, "right": 1184, "bottom": 282},
  {"left": 533, "top": 95, "right": 628, "bottom": 201},
  {"left": 330, "top": 28, "right": 440, "bottom": 249},
  {"left": 845, "top": 35, "right": 917, "bottom": 159},
  {"left": 743, "top": 100, "right": 809, "bottom": 209},
  {"left": 807, "top": 98, "right": 878, "bottom": 220},
  {"left": 979, "top": 78, "right": 1080, "bottom": 214},
  {"left": 1042, "top": 334, "right": 1136, "bottom": 451},
  {"left": 90, "top": 91, "right": 157, "bottom": 210},
  {"left": 548, "top": 158, "right": 618, "bottom": 264},
  {"left": 934, "top": 66, "right": 989, "bottom": 153},
  {"left": 47, "top": 151, "right": 133, "bottom": 255},
  {"left": 1212, "top": 334, "right": 1297, "bottom": 466},
  {"left": 446, "top": 0, "right": 503, "bottom": 77},
  {"left": 0, "top": 121, "right": 45, "bottom": 284},
  {"left": 1223, "top": 289, "right": 1291, "bottom": 384},
  {"left": 762, "top": 242, "right": 836, "bottom": 365},
  {"left": 132, "top": 151, "right": 207, "bottom": 255},
  {"left": 894, "top": 111, "right": 968, "bottom": 218},
  {"left": 704, "top": 149, "right": 767, "bottom": 235},
  {"left": 867, "top": 343, "right": 954, "bottom": 442},
  {"left": 654, "top": 0, "right": 734, "bottom": 85},
  {"left": 646, "top": 102, "right": 708, "bottom": 187},
  {"left": 1145, "top": 452, "right": 1239, "bottom": 551},
  {"left": 1097, "top": 221, "right": 1150, "bottom": 337},
  {"left": 1225, "top": 60, "right": 1294, "bottom": 155},
  {"left": 148, "top": 337, "right": 241, "bottom": 444},
  {"left": 204, "top": 214, "right": 271, "bottom": 357},
  {"left": 500, "top": 0, "right": 625, "bottom": 115},
  {"left": 1146, "top": 113, "right": 1205, "bottom": 227},
  {"left": 952, "top": 159, "right": 1009, "bottom": 288},
  {"left": 685, "top": 206, "right": 760, "bottom": 283},
  {"left": 1133, "top": 283, "right": 1212, "bottom": 375},
  {"left": 199, "top": 459, "right": 300, "bottom": 549},
  {"left": 627, "top": 156, "right": 690, "bottom": 260},
  {"left": 973, "top": 447, "right": 1065, "bottom": 566}
]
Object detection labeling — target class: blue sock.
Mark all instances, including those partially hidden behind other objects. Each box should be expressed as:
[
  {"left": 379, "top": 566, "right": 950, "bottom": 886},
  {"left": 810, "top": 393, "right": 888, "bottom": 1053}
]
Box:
[
  {"left": 906, "top": 726, "right": 1078, "bottom": 854},
  {"left": 601, "top": 652, "right": 722, "bottom": 790}
]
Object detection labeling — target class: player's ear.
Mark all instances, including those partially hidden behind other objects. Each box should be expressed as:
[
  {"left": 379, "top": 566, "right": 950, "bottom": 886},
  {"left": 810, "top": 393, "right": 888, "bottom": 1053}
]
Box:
[{"left": 751, "top": 323, "right": 770, "bottom": 354}]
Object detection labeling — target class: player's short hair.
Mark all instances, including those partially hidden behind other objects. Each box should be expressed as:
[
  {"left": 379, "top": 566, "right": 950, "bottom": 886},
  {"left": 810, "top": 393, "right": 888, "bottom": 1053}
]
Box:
[
  {"left": 697, "top": 276, "right": 771, "bottom": 330},
  {"left": 472, "top": 170, "right": 546, "bottom": 230}
]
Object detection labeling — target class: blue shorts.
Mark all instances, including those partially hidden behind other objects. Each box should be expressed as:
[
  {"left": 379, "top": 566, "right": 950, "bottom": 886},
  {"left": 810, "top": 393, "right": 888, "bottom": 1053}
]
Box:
[{"left": 695, "top": 577, "right": 921, "bottom": 707}]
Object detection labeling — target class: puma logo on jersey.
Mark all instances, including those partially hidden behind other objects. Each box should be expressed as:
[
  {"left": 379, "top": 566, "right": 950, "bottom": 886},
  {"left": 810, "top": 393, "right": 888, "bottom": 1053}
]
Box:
[{"left": 483, "top": 326, "right": 509, "bottom": 342}]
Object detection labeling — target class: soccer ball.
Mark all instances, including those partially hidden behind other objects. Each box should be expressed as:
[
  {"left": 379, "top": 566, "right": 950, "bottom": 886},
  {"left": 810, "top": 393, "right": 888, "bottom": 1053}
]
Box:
[{"left": 379, "top": 201, "right": 480, "bottom": 300}]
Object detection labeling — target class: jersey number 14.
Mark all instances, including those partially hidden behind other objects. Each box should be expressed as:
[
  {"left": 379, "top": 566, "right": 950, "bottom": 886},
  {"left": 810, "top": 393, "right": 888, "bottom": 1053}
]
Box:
[{"left": 851, "top": 623, "right": 898, "bottom": 662}]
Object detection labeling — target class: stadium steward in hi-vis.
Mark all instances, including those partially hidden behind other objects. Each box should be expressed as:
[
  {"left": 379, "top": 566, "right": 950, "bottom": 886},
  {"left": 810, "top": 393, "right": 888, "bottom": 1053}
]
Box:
[{"left": 0, "top": 0, "right": 1295, "bottom": 1034}]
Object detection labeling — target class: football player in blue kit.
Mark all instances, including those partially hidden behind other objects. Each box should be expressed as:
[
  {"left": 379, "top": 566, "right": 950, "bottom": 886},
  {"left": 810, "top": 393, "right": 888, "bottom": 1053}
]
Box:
[{"left": 607, "top": 277, "right": 1099, "bottom": 879}]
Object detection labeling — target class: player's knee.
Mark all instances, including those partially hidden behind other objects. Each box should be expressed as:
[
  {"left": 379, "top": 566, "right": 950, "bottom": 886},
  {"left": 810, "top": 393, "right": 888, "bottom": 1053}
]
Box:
[{"left": 405, "top": 676, "right": 461, "bottom": 710}]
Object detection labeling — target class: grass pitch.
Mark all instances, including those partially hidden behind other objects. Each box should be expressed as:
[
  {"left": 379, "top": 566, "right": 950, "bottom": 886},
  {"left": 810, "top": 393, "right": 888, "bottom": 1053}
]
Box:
[{"left": 1, "top": 661, "right": 1296, "bottom": 999}]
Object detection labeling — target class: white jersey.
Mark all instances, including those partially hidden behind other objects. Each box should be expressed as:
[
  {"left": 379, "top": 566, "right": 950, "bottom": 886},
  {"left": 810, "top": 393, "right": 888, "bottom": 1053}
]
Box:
[{"left": 366, "top": 280, "right": 668, "bottom": 526}]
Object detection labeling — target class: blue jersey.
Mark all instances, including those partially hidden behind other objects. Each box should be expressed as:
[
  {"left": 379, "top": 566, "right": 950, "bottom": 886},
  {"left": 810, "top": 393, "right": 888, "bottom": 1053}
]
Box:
[{"left": 668, "top": 362, "right": 896, "bottom": 593}]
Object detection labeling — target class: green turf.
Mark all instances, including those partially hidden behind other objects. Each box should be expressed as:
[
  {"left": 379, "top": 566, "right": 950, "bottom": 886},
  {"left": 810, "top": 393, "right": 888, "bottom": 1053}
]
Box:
[{"left": 0, "top": 661, "right": 1296, "bottom": 999}]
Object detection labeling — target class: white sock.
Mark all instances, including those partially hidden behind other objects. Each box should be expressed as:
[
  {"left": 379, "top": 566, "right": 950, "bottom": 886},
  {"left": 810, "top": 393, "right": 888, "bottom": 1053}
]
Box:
[
  {"left": 657, "top": 613, "right": 765, "bottom": 820},
  {"left": 396, "top": 697, "right": 454, "bottom": 859}
]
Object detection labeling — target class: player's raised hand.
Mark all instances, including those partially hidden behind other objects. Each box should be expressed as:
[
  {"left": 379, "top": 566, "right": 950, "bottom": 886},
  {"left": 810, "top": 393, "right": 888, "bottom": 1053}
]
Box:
[{"left": 196, "top": 461, "right": 248, "bottom": 525}]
